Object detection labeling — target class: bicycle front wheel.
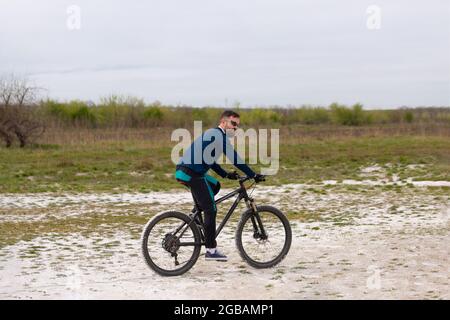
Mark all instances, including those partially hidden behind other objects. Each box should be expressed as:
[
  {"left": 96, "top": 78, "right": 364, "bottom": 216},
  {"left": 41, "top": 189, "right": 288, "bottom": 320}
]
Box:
[
  {"left": 141, "top": 211, "right": 201, "bottom": 276},
  {"left": 236, "top": 205, "right": 292, "bottom": 268}
]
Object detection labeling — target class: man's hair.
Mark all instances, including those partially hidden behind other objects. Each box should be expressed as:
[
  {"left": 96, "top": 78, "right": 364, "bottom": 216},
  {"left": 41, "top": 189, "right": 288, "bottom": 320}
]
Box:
[{"left": 220, "top": 110, "right": 240, "bottom": 119}]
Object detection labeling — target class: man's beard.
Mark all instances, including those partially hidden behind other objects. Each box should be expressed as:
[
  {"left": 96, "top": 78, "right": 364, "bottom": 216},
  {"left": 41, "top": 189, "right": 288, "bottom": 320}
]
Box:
[{"left": 225, "top": 129, "right": 236, "bottom": 138}]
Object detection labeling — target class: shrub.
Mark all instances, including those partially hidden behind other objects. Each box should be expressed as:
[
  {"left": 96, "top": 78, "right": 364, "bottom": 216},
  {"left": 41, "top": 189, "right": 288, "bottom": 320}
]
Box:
[
  {"left": 404, "top": 110, "right": 414, "bottom": 123},
  {"left": 43, "top": 99, "right": 71, "bottom": 121},
  {"left": 330, "top": 103, "right": 367, "bottom": 126},
  {"left": 241, "top": 109, "right": 282, "bottom": 125},
  {"left": 297, "top": 107, "right": 330, "bottom": 125},
  {"left": 143, "top": 106, "right": 163, "bottom": 120},
  {"left": 70, "top": 103, "right": 96, "bottom": 127}
]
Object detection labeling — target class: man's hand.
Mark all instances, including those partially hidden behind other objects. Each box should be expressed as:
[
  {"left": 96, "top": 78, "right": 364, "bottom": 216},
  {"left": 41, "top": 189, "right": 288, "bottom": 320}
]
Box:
[
  {"left": 226, "top": 171, "right": 239, "bottom": 180},
  {"left": 254, "top": 174, "right": 265, "bottom": 183}
]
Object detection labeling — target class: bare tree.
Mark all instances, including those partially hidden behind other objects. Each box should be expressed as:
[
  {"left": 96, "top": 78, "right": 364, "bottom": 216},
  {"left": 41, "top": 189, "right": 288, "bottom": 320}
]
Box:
[
  {"left": 0, "top": 121, "right": 14, "bottom": 147},
  {"left": 0, "top": 76, "right": 16, "bottom": 146},
  {"left": 0, "top": 76, "right": 15, "bottom": 108},
  {"left": 0, "top": 74, "right": 45, "bottom": 148}
]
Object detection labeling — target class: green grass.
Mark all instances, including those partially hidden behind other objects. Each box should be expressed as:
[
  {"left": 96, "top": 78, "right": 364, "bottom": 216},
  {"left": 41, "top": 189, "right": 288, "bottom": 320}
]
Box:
[
  {"left": 0, "top": 212, "right": 149, "bottom": 248},
  {"left": 0, "top": 144, "right": 175, "bottom": 193},
  {"left": 277, "top": 136, "right": 450, "bottom": 183},
  {"left": 1, "top": 135, "right": 449, "bottom": 193}
]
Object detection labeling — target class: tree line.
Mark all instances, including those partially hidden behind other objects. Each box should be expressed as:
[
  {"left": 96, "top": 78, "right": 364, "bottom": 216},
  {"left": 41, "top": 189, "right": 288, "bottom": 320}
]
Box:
[{"left": 1, "top": 75, "right": 449, "bottom": 148}]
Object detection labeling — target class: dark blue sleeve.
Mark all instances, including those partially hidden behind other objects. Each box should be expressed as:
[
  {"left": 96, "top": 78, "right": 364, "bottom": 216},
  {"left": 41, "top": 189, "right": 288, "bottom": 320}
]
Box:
[
  {"left": 223, "top": 137, "right": 256, "bottom": 178},
  {"left": 211, "top": 162, "right": 227, "bottom": 178}
]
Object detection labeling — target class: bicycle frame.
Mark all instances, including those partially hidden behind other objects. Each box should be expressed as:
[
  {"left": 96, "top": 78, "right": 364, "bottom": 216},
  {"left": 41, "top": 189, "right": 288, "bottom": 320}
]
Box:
[
  {"left": 177, "top": 177, "right": 266, "bottom": 246},
  {"left": 213, "top": 182, "right": 248, "bottom": 237}
]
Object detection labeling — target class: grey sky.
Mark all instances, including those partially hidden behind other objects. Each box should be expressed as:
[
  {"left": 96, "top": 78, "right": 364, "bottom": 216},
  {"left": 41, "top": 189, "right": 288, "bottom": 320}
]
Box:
[{"left": 1, "top": 0, "right": 449, "bottom": 108}]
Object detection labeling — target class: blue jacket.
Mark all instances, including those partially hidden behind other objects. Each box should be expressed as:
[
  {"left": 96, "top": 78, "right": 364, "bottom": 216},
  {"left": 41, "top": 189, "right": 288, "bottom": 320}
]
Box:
[{"left": 177, "top": 127, "right": 256, "bottom": 178}]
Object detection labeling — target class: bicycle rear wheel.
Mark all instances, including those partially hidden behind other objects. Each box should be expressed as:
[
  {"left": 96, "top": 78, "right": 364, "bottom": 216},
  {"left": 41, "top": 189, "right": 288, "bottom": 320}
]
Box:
[
  {"left": 236, "top": 205, "right": 291, "bottom": 268},
  {"left": 141, "top": 211, "right": 201, "bottom": 276}
]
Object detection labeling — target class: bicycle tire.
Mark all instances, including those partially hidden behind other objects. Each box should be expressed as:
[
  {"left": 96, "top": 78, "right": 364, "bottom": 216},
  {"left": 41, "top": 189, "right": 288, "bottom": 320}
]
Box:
[
  {"left": 235, "top": 205, "right": 292, "bottom": 268},
  {"left": 141, "top": 211, "right": 202, "bottom": 276}
]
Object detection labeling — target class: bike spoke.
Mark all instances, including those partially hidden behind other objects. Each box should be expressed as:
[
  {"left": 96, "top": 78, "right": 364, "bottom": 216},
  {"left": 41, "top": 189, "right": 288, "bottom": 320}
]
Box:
[
  {"left": 239, "top": 211, "right": 287, "bottom": 264},
  {"left": 143, "top": 215, "right": 199, "bottom": 274}
]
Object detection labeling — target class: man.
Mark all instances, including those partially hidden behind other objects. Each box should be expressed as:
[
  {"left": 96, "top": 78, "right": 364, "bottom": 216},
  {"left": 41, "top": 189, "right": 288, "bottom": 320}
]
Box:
[{"left": 175, "top": 110, "right": 264, "bottom": 261}]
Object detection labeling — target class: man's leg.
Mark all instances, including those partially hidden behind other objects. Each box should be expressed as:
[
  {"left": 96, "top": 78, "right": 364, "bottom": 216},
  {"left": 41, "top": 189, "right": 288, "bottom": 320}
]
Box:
[
  {"left": 187, "top": 176, "right": 218, "bottom": 249},
  {"left": 176, "top": 169, "right": 226, "bottom": 260}
]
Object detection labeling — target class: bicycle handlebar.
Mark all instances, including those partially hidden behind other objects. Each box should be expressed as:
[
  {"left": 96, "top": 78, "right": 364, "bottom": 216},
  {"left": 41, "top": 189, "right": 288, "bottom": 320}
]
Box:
[{"left": 238, "top": 174, "right": 266, "bottom": 183}]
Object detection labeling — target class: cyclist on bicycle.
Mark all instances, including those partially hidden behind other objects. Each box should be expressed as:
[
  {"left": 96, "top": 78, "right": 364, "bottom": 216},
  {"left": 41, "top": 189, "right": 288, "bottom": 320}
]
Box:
[{"left": 175, "top": 110, "right": 264, "bottom": 261}]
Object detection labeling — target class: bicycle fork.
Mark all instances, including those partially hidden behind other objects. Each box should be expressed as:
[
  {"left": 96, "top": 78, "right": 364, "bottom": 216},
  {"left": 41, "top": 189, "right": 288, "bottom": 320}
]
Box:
[{"left": 245, "top": 198, "right": 268, "bottom": 241}]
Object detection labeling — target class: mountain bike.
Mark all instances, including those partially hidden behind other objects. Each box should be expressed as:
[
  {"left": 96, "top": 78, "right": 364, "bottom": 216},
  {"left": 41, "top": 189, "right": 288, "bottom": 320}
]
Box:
[{"left": 141, "top": 174, "right": 292, "bottom": 276}]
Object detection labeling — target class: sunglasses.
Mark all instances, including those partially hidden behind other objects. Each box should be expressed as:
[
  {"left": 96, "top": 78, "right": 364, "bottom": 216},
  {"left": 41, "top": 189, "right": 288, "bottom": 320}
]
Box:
[{"left": 228, "top": 119, "right": 239, "bottom": 128}]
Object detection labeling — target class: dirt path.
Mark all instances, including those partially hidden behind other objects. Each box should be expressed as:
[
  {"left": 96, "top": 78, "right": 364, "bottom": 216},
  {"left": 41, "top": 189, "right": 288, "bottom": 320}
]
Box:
[{"left": 0, "top": 182, "right": 449, "bottom": 299}]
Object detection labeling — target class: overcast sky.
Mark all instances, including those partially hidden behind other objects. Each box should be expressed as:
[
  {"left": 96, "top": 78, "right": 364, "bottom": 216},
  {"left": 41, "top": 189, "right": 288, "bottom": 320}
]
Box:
[{"left": 1, "top": 0, "right": 449, "bottom": 108}]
